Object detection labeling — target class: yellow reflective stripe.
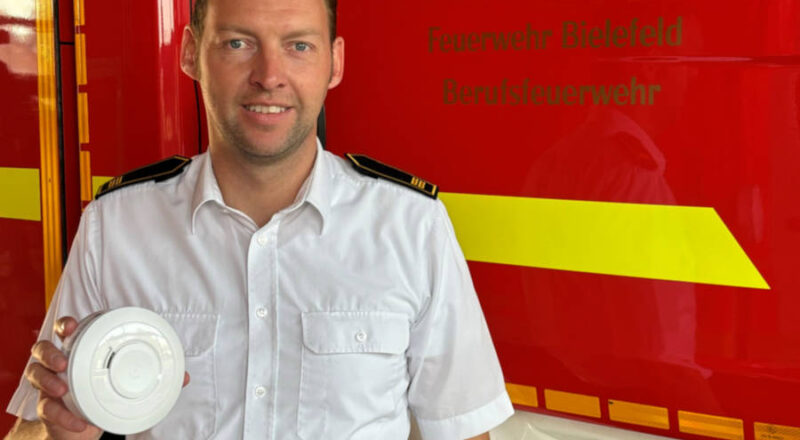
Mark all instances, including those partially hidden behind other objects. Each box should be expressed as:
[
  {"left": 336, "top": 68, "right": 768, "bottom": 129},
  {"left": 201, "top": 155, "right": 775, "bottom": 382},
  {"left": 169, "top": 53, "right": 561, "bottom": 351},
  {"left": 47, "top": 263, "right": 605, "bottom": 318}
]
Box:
[
  {"left": 80, "top": 151, "right": 92, "bottom": 201},
  {"left": 608, "top": 399, "right": 670, "bottom": 430},
  {"left": 544, "top": 389, "right": 601, "bottom": 418},
  {"left": 755, "top": 422, "right": 800, "bottom": 440},
  {"left": 73, "top": 0, "right": 85, "bottom": 27},
  {"left": 75, "top": 33, "right": 87, "bottom": 86},
  {"left": 0, "top": 168, "right": 41, "bottom": 221},
  {"left": 78, "top": 92, "right": 89, "bottom": 144},
  {"left": 506, "top": 383, "right": 538, "bottom": 408},
  {"left": 679, "top": 411, "right": 744, "bottom": 440},
  {"left": 36, "top": 0, "right": 63, "bottom": 307},
  {"left": 440, "top": 192, "right": 769, "bottom": 289},
  {"left": 92, "top": 176, "right": 113, "bottom": 199}
]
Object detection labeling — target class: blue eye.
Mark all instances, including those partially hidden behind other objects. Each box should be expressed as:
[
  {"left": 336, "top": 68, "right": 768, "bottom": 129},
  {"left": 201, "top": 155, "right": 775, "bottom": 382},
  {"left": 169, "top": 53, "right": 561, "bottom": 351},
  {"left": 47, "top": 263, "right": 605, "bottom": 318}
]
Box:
[
  {"left": 228, "top": 39, "right": 244, "bottom": 49},
  {"left": 294, "top": 42, "right": 310, "bottom": 52}
]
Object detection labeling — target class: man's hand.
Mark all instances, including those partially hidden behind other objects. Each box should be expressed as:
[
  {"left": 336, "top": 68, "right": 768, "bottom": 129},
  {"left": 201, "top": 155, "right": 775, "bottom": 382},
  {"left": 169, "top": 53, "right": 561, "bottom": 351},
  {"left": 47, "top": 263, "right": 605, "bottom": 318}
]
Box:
[
  {"left": 10, "top": 316, "right": 103, "bottom": 440},
  {"left": 7, "top": 316, "right": 191, "bottom": 440}
]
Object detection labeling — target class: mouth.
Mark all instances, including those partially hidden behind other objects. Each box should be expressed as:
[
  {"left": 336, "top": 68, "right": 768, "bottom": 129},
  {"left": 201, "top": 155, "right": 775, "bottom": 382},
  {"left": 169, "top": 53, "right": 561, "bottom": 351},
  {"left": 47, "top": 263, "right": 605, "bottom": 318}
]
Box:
[{"left": 243, "top": 104, "right": 290, "bottom": 114}]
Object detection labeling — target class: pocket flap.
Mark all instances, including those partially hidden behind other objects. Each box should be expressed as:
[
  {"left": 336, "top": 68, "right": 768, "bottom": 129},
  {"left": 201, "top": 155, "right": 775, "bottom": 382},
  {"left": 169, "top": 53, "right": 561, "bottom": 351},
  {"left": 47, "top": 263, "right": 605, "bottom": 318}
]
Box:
[
  {"left": 301, "top": 311, "right": 409, "bottom": 355},
  {"left": 161, "top": 312, "right": 218, "bottom": 357}
]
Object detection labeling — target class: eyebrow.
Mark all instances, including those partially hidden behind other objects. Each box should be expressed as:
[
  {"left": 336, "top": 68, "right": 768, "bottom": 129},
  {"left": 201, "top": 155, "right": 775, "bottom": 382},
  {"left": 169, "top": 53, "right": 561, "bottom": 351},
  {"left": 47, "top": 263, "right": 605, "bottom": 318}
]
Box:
[
  {"left": 215, "top": 25, "right": 258, "bottom": 37},
  {"left": 215, "top": 25, "right": 323, "bottom": 40},
  {"left": 283, "top": 29, "right": 323, "bottom": 40}
]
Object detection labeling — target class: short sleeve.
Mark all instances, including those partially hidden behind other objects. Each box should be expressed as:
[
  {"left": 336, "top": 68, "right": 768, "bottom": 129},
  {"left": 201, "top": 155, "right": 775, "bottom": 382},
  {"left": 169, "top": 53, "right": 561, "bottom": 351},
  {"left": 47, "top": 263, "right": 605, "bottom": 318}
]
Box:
[
  {"left": 6, "top": 203, "right": 105, "bottom": 421},
  {"left": 406, "top": 201, "right": 513, "bottom": 439}
]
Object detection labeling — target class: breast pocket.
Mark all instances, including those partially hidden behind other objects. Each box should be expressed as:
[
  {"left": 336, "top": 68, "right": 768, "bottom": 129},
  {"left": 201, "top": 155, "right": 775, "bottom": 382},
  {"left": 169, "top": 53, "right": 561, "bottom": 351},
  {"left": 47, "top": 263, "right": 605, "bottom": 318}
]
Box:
[
  {"left": 131, "top": 313, "right": 218, "bottom": 440},
  {"left": 298, "top": 311, "right": 410, "bottom": 440}
]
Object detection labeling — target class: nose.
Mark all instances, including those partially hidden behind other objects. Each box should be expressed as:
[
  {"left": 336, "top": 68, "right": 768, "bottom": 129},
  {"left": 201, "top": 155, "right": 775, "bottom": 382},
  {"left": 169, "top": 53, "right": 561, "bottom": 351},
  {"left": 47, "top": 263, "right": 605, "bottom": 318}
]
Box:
[{"left": 249, "top": 47, "right": 286, "bottom": 90}]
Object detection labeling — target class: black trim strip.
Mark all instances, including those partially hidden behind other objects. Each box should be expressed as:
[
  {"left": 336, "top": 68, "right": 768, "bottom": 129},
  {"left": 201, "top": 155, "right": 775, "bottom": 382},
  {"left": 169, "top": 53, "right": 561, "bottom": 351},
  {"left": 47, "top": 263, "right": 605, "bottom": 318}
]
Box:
[{"left": 52, "top": 0, "right": 69, "bottom": 264}]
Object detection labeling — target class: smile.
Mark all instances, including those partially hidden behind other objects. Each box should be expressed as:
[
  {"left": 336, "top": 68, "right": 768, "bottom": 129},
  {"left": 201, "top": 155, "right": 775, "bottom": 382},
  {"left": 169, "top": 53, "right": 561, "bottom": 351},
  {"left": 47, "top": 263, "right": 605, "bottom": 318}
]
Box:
[{"left": 244, "top": 105, "right": 289, "bottom": 114}]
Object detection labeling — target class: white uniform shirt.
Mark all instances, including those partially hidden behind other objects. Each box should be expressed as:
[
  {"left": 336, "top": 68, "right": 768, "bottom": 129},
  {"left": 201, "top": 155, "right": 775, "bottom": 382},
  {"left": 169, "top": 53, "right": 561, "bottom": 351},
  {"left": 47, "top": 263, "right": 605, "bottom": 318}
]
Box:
[{"left": 8, "top": 143, "right": 513, "bottom": 439}]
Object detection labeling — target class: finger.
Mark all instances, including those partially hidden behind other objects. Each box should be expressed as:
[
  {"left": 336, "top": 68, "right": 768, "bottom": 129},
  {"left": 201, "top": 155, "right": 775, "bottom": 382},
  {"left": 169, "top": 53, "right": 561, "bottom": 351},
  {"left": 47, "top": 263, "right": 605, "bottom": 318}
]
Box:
[
  {"left": 25, "top": 363, "right": 67, "bottom": 397},
  {"left": 30, "top": 341, "right": 67, "bottom": 372},
  {"left": 183, "top": 372, "right": 190, "bottom": 387},
  {"left": 54, "top": 317, "right": 79, "bottom": 340},
  {"left": 38, "top": 397, "right": 88, "bottom": 433}
]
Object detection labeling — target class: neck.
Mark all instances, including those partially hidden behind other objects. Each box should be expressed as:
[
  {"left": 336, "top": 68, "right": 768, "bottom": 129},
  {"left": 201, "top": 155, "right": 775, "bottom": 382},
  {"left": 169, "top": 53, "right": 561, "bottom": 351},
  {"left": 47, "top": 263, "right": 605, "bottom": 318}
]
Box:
[{"left": 209, "top": 138, "right": 317, "bottom": 228}]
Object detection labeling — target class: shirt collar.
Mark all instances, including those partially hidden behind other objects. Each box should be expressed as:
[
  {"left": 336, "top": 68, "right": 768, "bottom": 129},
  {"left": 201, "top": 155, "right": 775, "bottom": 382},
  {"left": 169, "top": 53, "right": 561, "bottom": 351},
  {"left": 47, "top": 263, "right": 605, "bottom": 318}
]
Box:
[
  {"left": 303, "top": 139, "right": 331, "bottom": 234},
  {"left": 190, "top": 139, "right": 331, "bottom": 235}
]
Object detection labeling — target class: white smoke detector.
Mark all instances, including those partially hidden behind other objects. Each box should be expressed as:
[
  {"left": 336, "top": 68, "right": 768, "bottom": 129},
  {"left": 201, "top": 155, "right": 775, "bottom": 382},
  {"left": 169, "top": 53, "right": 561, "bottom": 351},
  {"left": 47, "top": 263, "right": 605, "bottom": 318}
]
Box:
[{"left": 60, "top": 307, "right": 185, "bottom": 435}]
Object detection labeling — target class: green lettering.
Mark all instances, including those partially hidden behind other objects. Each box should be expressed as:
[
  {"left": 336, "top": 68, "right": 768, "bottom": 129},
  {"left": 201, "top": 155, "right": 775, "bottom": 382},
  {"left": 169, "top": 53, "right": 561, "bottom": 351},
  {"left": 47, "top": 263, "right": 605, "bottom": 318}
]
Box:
[
  {"left": 428, "top": 27, "right": 440, "bottom": 52},
  {"left": 468, "top": 33, "right": 480, "bottom": 51},
  {"left": 640, "top": 25, "right": 656, "bottom": 47},
  {"left": 563, "top": 85, "right": 577, "bottom": 105},
  {"left": 562, "top": 21, "right": 579, "bottom": 48},
  {"left": 630, "top": 77, "right": 646, "bottom": 105},
  {"left": 591, "top": 85, "right": 613, "bottom": 105},
  {"left": 613, "top": 84, "right": 629, "bottom": 105},
  {"left": 612, "top": 27, "right": 627, "bottom": 47},
  {"left": 460, "top": 85, "right": 473, "bottom": 104},
  {"left": 443, "top": 79, "right": 458, "bottom": 104},
  {"left": 667, "top": 16, "right": 683, "bottom": 46},
  {"left": 648, "top": 84, "right": 662, "bottom": 105},
  {"left": 512, "top": 31, "right": 525, "bottom": 50}
]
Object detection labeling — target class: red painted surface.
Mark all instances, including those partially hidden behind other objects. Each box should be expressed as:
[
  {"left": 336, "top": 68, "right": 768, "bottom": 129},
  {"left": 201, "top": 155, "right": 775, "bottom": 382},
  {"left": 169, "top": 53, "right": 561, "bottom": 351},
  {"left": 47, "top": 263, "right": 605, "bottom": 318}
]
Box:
[
  {"left": 80, "top": 0, "right": 199, "bottom": 178},
  {"left": 57, "top": 0, "right": 74, "bottom": 43},
  {"left": 0, "top": 10, "right": 40, "bottom": 169},
  {"left": 3, "top": 0, "right": 800, "bottom": 438},
  {"left": 0, "top": 3, "right": 43, "bottom": 434},
  {"left": 325, "top": 1, "right": 800, "bottom": 438}
]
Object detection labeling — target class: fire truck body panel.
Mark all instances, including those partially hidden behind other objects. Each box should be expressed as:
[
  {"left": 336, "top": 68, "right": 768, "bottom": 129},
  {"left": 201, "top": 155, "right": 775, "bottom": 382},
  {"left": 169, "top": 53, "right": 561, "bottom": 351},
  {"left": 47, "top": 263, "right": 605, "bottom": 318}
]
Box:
[{"left": 1, "top": 1, "right": 799, "bottom": 439}]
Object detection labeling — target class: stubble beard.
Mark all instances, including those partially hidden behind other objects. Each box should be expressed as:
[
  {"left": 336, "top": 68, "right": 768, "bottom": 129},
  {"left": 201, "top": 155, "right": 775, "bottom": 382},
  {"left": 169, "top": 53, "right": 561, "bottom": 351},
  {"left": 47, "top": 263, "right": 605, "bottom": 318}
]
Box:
[{"left": 217, "top": 107, "right": 315, "bottom": 166}]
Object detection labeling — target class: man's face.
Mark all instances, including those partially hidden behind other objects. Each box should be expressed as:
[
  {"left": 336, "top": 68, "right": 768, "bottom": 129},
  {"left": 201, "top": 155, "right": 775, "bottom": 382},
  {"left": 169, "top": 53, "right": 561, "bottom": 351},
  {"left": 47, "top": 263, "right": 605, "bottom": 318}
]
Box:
[{"left": 181, "top": 0, "right": 343, "bottom": 164}]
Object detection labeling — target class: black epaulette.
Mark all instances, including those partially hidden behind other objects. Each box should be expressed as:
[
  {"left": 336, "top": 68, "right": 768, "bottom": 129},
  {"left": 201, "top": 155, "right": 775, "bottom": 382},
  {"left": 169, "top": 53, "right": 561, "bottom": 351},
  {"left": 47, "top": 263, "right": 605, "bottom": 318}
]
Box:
[
  {"left": 95, "top": 155, "right": 192, "bottom": 199},
  {"left": 346, "top": 153, "right": 438, "bottom": 199}
]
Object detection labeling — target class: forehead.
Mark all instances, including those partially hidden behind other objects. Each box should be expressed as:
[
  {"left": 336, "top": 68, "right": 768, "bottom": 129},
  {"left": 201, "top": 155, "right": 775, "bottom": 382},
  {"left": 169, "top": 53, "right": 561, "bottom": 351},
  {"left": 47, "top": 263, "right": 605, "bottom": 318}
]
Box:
[{"left": 204, "top": 0, "right": 328, "bottom": 32}]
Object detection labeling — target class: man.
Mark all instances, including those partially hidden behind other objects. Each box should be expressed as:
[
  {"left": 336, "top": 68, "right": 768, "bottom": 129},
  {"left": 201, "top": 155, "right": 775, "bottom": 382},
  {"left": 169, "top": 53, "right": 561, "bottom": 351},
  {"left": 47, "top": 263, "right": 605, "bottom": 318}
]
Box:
[{"left": 6, "top": 0, "right": 513, "bottom": 438}]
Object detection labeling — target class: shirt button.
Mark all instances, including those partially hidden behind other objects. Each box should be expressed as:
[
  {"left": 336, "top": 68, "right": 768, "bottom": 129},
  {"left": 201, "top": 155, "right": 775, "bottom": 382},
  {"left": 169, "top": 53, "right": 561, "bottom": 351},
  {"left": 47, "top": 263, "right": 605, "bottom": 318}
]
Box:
[
  {"left": 257, "top": 234, "right": 269, "bottom": 246},
  {"left": 255, "top": 307, "right": 268, "bottom": 318},
  {"left": 254, "top": 385, "right": 266, "bottom": 398},
  {"left": 355, "top": 330, "right": 368, "bottom": 343}
]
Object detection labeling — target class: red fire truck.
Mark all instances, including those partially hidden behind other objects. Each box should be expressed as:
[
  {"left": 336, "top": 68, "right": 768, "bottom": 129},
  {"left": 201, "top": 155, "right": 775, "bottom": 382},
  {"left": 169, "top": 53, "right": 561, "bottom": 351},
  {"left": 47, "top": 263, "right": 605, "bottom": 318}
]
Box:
[{"left": 1, "top": 1, "right": 799, "bottom": 439}]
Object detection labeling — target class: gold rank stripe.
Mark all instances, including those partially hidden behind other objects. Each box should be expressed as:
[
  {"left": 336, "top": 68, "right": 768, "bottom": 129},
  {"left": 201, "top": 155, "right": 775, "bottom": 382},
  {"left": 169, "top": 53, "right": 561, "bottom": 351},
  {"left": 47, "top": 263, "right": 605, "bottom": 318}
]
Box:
[
  {"left": 92, "top": 176, "right": 113, "bottom": 199},
  {"left": 36, "top": 0, "right": 63, "bottom": 307},
  {"left": 0, "top": 168, "right": 42, "bottom": 221},
  {"left": 440, "top": 192, "right": 769, "bottom": 289}
]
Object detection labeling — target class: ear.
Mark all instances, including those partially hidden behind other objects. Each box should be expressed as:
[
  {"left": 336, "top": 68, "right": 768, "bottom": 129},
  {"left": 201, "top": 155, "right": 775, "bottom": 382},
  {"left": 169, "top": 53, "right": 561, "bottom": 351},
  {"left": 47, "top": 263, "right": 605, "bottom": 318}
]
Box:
[
  {"left": 180, "top": 26, "right": 200, "bottom": 81},
  {"left": 328, "top": 36, "right": 344, "bottom": 90}
]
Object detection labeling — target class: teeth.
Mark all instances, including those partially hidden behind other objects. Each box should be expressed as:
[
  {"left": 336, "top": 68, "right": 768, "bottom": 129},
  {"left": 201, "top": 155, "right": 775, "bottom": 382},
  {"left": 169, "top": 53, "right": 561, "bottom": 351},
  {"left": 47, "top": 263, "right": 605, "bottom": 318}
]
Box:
[{"left": 246, "top": 105, "right": 288, "bottom": 114}]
